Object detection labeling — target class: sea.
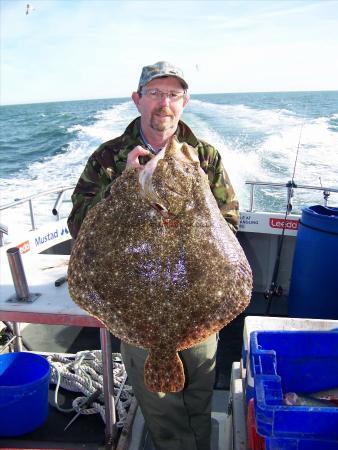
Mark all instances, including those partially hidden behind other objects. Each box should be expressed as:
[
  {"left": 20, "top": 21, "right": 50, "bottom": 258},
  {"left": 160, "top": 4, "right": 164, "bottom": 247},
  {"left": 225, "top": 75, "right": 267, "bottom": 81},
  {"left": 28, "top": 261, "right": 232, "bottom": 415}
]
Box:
[{"left": 1, "top": 91, "right": 338, "bottom": 240}]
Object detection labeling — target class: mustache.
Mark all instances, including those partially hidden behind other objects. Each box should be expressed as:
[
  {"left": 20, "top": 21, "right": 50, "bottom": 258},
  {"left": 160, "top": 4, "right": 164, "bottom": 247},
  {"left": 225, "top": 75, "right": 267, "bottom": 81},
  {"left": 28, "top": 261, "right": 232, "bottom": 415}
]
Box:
[{"left": 153, "top": 107, "right": 173, "bottom": 116}]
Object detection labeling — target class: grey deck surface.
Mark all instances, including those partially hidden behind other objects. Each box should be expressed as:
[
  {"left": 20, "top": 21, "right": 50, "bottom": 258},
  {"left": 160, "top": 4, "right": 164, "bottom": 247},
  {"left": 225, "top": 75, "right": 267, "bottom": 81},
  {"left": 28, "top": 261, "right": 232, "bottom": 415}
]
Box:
[{"left": 133, "top": 390, "right": 230, "bottom": 450}]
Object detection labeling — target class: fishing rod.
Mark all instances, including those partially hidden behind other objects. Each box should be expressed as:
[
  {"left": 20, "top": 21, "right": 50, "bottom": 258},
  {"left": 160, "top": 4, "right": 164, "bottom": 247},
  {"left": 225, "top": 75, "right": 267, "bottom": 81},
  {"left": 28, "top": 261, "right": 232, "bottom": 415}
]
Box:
[{"left": 264, "top": 121, "right": 304, "bottom": 315}]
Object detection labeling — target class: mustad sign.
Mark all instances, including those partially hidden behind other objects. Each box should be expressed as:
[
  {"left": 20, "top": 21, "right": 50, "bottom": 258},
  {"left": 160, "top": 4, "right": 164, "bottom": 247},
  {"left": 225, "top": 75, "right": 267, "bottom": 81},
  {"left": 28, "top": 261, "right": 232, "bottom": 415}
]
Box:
[
  {"left": 12, "top": 219, "right": 71, "bottom": 254},
  {"left": 35, "top": 230, "right": 59, "bottom": 246},
  {"left": 34, "top": 225, "right": 70, "bottom": 250}
]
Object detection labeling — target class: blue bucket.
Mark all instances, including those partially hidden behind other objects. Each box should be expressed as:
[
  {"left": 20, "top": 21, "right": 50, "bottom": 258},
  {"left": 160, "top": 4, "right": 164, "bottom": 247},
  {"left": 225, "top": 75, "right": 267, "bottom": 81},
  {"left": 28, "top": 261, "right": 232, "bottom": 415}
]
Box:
[{"left": 0, "top": 352, "right": 50, "bottom": 436}]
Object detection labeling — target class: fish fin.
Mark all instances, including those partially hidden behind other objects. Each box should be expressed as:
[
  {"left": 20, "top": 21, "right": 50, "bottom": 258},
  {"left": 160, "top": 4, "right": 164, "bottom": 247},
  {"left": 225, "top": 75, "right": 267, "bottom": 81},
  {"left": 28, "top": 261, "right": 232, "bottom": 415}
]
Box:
[
  {"left": 144, "top": 349, "right": 185, "bottom": 393},
  {"left": 181, "top": 143, "right": 199, "bottom": 163}
]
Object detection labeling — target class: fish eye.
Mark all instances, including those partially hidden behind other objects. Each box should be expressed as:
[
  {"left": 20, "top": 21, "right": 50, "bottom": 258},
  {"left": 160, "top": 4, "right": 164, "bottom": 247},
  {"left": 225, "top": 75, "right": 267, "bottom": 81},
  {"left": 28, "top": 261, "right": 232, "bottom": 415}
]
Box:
[{"left": 151, "top": 203, "right": 167, "bottom": 213}]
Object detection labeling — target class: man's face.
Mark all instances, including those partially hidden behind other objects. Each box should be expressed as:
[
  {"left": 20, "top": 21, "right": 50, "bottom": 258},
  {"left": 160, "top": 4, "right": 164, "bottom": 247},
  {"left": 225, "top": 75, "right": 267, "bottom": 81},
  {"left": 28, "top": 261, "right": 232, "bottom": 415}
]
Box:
[{"left": 132, "top": 77, "right": 189, "bottom": 134}]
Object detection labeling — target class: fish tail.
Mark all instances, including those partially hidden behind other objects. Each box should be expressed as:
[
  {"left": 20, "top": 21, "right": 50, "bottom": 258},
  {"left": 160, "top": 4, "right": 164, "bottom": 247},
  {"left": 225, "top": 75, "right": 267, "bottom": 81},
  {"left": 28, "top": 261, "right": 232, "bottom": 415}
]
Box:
[{"left": 144, "top": 349, "right": 185, "bottom": 392}]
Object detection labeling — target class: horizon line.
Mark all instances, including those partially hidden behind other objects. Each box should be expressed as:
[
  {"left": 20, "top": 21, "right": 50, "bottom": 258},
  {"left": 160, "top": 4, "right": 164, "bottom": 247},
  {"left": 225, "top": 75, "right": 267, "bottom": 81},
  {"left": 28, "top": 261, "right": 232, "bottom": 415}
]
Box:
[{"left": 2, "top": 88, "right": 338, "bottom": 107}]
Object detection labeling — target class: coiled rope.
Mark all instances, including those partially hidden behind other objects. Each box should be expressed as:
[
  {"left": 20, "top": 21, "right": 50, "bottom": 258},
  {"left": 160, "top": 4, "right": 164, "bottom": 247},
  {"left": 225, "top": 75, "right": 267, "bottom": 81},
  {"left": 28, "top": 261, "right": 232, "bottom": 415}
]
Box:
[{"left": 47, "top": 350, "right": 133, "bottom": 428}]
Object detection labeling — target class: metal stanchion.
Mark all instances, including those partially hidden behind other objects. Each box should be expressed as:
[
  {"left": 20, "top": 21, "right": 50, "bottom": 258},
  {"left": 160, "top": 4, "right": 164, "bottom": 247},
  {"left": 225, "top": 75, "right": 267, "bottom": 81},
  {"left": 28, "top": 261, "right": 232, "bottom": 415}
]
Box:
[
  {"left": 0, "top": 223, "right": 8, "bottom": 247},
  {"left": 12, "top": 322, "right": 23, "bottom": 352},
  {"left": 3, "top": 321, "right": 32, "bottom": 352},
  {"left": 6, "top": 247, "right": 40, "bottom": 303},
  {"left": 100, "top": 328, "right": 118, "bottom": 447}
]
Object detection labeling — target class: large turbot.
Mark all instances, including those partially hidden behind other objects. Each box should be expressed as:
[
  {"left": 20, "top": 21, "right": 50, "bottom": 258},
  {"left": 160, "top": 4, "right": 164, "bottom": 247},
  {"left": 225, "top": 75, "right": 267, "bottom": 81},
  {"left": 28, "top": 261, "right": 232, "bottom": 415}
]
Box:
[{"left": 68, "top": 137, "right": 252, "bottom": 392}]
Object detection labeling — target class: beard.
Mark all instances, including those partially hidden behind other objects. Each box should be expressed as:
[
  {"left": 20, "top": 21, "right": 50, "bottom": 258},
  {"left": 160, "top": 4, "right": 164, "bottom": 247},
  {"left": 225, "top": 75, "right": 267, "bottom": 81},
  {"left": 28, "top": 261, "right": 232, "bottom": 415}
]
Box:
[{"left": 150, "top": 107, "right": 175, "bottom": 132}]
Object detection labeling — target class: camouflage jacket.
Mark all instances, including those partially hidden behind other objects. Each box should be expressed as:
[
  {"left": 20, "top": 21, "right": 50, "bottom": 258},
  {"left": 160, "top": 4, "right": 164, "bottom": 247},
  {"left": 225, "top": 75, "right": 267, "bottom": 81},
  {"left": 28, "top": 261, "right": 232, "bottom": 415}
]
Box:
[{"left": 67, "top": 117, "right": 239, "bottom": 238}]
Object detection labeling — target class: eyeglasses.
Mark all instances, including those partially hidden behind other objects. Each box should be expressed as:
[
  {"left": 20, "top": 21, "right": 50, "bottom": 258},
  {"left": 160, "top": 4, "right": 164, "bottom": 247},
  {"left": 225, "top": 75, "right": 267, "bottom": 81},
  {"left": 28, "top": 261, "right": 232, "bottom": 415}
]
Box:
[{"left": 141, "top": 88, "right": 186, "bottom": 102}]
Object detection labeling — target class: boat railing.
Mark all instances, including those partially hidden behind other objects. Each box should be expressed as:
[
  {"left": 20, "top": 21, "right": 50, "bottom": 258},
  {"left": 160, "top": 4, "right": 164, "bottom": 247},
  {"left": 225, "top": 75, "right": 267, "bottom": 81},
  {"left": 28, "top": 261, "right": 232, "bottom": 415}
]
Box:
[
  {"left": 1, "top": 181, "right": 338, "bottom": 246},
  {"left": 0, "top": 185, "right": 75, "bottom": 246},
  {"left": 0, "top": 223, "right": 9, "bottom": 247},
  {"left": 246, "top": 180, "right": 338, "bottom": 212}
]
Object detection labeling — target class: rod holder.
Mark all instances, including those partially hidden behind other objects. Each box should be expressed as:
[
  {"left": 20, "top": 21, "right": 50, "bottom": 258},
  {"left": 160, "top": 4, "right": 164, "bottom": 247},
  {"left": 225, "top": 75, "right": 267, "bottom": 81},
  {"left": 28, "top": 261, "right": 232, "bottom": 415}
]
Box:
[
  {"left": 6, "top": 247, "right": 40, "bottom": 303},
  {"left": 52, "top": 190, "right": 65, "bottom": 217}
]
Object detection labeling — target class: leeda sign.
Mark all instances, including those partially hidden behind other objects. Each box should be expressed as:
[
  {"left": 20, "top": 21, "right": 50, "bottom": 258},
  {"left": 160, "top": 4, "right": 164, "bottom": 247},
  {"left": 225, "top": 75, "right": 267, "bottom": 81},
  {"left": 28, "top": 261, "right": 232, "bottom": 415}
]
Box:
[
  {"left": 239, "top": 212, "right": 299, "bottom": 236},
  {"left": 269, "top": 218, "right": 299, "bottom": 231}
]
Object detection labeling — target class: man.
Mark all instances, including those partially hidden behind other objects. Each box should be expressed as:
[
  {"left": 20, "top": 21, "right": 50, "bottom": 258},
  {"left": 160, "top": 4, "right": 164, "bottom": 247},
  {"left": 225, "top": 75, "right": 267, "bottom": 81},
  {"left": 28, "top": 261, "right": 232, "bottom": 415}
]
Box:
[{"left": 68, "top": 61, "right": 239, "bottom": 450}]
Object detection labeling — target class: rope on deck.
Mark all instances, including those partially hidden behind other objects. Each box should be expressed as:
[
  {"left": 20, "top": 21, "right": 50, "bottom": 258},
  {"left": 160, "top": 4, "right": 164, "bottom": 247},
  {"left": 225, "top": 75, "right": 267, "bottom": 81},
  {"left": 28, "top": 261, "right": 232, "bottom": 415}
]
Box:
[{"left": 47, "top": 350, "right": 133, "bottom": 427}]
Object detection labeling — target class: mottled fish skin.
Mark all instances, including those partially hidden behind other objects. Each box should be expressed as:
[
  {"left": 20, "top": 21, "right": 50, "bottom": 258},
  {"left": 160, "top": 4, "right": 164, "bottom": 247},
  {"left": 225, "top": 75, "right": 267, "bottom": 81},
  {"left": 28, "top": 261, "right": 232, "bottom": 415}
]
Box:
[{"left": 68, "top": 137, "right": 252, "bottom": 393}]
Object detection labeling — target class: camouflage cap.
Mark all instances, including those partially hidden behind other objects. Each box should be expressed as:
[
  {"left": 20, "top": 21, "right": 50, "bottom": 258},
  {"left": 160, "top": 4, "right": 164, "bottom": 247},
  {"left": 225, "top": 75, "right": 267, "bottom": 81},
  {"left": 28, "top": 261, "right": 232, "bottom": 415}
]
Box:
[{"left": 138, "top": 61, "right": 188, "bottom": 92}]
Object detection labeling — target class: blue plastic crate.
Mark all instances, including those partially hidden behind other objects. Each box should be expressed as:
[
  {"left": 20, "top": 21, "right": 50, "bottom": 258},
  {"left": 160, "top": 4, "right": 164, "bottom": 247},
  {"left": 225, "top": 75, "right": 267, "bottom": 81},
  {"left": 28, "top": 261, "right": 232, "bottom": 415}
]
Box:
[
  {"left": 250, "top": 331, "right": 338, "bottom": 449},
  {"left": 243, "top": 317, "right": 338, "bottom": 405}
]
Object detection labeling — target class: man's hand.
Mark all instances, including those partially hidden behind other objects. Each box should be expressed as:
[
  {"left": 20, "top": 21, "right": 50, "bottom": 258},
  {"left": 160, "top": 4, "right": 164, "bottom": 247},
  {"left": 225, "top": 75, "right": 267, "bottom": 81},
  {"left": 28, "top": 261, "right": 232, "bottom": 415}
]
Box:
[{"left": 126, "top": 146, "right": 151, "bottom": 169}]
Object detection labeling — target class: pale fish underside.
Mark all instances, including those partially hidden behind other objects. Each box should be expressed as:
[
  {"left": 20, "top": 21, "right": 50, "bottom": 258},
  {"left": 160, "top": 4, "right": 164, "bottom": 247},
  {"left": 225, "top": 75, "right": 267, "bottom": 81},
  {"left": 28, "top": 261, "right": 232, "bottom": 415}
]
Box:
[{"left": 68, "top": 137, "right": 252, "bottom": 392}]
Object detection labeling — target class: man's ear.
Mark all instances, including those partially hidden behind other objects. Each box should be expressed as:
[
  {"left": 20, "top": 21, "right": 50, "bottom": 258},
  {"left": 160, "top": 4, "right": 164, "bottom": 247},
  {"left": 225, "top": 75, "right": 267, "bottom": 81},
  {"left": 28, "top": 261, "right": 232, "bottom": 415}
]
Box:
[
  {"left": 183, "top": 93, "right": 190, "bottom": 108},
  {"left": 132, "top": 92, "right": 141, "bottom": 112}
]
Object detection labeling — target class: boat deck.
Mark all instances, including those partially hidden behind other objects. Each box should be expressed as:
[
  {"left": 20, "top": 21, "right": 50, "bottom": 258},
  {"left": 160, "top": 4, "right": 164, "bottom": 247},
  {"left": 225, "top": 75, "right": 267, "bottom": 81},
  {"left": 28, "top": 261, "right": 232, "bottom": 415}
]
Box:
[{"left": 0, "top": 292, "right": 287, "bottom": 449}]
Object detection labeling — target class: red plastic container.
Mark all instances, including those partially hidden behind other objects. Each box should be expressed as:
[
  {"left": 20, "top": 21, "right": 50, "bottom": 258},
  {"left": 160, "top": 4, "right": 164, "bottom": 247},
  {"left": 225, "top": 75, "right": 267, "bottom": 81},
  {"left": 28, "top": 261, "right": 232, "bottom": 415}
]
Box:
[{"left": 247, "top": 398, "right": 265, "bottom": 450}]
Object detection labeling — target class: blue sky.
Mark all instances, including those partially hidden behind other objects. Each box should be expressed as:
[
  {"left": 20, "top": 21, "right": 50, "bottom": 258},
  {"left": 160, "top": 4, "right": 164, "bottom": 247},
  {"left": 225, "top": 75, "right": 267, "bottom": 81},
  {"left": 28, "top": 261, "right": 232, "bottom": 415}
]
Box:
[{"left": 1, "top": 0, "right": 338, "bottom": 105}]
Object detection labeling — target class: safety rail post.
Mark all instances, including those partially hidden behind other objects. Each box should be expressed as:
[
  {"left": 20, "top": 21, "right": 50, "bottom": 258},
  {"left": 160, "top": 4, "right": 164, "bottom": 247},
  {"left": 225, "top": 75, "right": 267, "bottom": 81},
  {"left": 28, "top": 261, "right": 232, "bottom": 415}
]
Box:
[
  {"left": 28, "top": 198, "right": 36, "bottom": 230},
  {"left": 323, "top": 190, "right": 330, "bottom": 206},
  {"left": 100, "top": 328, "right": 118, "bottom": 446},
  {"left": 249, "top": 184, "right": 255, "bottom": 212},
  {"left": 0, "top": 223, "right": 8, "bottom": 247},
  {"left": 12, "top": 322, "right": 23, "bottom": 352}
]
